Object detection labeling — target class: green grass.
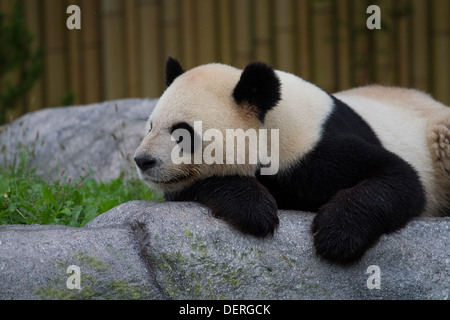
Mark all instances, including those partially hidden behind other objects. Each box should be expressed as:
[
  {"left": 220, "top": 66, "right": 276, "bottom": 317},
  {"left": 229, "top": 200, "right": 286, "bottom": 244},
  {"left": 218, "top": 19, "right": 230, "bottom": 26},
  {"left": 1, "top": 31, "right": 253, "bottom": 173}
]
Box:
[{"left": 0, "top": 150, "right": 162, "bottom": 227}]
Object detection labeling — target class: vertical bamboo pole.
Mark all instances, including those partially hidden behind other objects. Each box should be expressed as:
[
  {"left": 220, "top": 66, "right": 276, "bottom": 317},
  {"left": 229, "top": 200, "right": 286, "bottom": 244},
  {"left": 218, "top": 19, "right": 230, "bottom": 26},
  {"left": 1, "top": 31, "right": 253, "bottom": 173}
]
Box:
[
  {"left": 139, "top": 0, "right": 162, "bottom": 98},
  {"left": 432, "top": 0, "right": 450, "bottom": 104},
  {"left": 125, "top": 0, "right": 139, "bottom": 97},
  {"left": 335, "top": 0, "right": 350, "bottom": 91},
  {"left": 354, "top": 0, "right": 370, "bottom": 87},
  {"left": 411, "top": 0, "right": 430, "bottom": 93},
  {"left": 253, "top": 0, "right": 271, "bottom": 64},
  {"left": 274, "top": 0, "right": 294, "bottom": 72},
  {"left": 66, "top": 0, "right": 82, "bottom": 105},
  {"left": 100, "top": 0, "right": 126, "bottom": 100},
  {"left": 198, "top": 0, "right": 217, "bottom": 64},
  {"left": 163, "top": 0, "right": 180, "bottom": 61},
  {"left": 426, "top": 0, "right": 434, "bottom": 97},
  {"left": 396, "top": 0, "right": 412, "bottom": 88},
  {"left": 233, "top": 0, "right": 252, "bottom": 67},
  {"left": 218, "top": 0, "right": 233, "bottom": 65},
  {"left": 311, "top": 0, "right": 334, "bottom": 92},
  {"left": 296, "top": 0, "right": 311, "bottom": 80},
  {"left": 365, "top": 0, "right": 377, "bottom": 85},
  {"left": 330, "top": 0, "right": 340, "bottom": 92},
  {"left": 81, "top": 0, "right": 102, "bottom": 104},
  {"left": 43, "top": 0, "right": 67, "bottom": 106},
  {"left": 24, "top": 0, "right": 44, "bottom": 111},
  {"left": 375, "top": 0, "right": 395, "bottom": 86},
  {"left": 1, "top": 0, "right": 18, "bottom": 120},
  {"left": 181, "top": 0, "right": 198, "bottom": 69}
]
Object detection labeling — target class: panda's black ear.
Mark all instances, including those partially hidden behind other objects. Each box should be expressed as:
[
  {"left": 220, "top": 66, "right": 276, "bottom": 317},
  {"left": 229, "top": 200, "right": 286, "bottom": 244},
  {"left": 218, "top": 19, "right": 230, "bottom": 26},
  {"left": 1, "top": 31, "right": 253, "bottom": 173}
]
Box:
[
  {"left": 166, "top": 57, "right": 184, "bottom": 87},
  {"left": 233, "top": 62, "right": 281, "bottom": 122}
]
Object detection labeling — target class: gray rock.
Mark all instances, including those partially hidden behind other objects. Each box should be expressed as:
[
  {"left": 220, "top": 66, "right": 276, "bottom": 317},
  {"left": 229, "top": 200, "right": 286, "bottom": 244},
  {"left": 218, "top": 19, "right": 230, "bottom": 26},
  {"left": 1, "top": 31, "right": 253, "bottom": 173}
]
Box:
[
  {"left": 0, "top": 99, "right": 156, "bottom": 182},
  {"left": 1, "top": 201, "right": 449, "bottom": 299},
  {"left": 0, "top": 222, "right": 159, "bottom": 299}
]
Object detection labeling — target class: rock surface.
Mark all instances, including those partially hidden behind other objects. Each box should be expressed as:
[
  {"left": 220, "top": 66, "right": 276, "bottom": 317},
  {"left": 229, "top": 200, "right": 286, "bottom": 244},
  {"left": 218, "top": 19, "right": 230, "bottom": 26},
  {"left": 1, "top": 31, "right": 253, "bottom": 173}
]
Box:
[
  {"left": 0, "top": 201, "right": 449, "bottom": 300},
  {"left": 0, "top": 99, "right": 157, "bottom": 181}
]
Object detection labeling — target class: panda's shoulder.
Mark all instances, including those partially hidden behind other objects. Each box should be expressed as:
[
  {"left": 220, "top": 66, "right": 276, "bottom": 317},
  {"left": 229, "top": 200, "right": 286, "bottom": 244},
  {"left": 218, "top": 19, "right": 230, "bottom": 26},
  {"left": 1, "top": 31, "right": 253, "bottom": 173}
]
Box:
[{"left": 320, "top": 93, "right": 381, "bottom": 146}]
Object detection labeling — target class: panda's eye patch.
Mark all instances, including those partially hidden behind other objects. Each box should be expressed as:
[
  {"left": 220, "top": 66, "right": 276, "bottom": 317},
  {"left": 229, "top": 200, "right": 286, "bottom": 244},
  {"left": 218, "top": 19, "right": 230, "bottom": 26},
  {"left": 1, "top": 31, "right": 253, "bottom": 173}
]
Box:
[
  {"left": 170, "top": 122, "right": 198, "bottom": 152},
  {"left": 171, "top": 122, "right": 194, "bottom": 142},
  {"left": 171, "top": 122, "right": 193, "bottom": 133}
]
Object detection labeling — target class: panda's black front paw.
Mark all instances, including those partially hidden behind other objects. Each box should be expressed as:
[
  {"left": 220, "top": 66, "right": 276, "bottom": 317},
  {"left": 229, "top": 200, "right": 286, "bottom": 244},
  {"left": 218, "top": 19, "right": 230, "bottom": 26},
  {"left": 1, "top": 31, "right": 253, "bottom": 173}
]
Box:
[
  {"left": 237, "top": 200, "right": 279, "bottom": 237},
  {"left": 311, "top": 206, "right": 380, "bottom": 265},
  {"left": 214, "top": 194, "right": 279, "bottom": 238},
  {"left": 169, "top": 175, "right": 280, "bottom": 238}
]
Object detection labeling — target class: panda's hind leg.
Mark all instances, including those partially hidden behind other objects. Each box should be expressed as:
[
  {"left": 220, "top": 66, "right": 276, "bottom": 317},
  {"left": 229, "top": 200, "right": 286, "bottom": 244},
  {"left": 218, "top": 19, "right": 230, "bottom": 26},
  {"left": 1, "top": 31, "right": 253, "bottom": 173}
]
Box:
[
  {"left": 428, "top": 116, "right": 450, "bottom": 216},
  {"left": 429, "top": 117, "right": 450, "bottom": 177}
]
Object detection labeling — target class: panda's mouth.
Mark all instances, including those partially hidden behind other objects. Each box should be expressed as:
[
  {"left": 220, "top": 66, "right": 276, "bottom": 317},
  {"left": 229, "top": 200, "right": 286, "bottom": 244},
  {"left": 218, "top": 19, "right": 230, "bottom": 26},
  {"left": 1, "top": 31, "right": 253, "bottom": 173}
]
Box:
[{"left": 147, "top": 173, "right": 190, "bottom": 185}]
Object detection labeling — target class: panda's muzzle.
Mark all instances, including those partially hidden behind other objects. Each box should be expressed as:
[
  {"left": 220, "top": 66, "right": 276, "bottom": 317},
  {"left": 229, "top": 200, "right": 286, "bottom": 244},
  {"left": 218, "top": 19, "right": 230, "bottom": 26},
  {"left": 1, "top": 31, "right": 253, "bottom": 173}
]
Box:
[
  {"left": 134, "top": 152, "right": 193, "bottom": 188},
  {"left": 134, "top": 154, "right": 159, "bottom": 172}
]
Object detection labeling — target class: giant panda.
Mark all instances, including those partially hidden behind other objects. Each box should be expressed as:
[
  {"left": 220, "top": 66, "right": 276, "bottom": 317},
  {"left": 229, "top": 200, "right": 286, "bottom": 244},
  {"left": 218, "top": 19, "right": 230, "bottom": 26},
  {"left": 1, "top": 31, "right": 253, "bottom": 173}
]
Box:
[{"left": 134, "top": 57, "right": 450, "bottom": 265}]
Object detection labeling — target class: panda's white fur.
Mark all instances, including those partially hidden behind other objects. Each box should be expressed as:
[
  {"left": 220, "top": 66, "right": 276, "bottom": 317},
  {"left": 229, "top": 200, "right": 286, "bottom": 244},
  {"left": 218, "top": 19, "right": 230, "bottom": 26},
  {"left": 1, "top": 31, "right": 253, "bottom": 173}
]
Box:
[
  {"left": 135, "top": 59, "right": 450, "bottom": 264},
  {"left": 262, "top": 70, "right": 334, "bottom": 172}
]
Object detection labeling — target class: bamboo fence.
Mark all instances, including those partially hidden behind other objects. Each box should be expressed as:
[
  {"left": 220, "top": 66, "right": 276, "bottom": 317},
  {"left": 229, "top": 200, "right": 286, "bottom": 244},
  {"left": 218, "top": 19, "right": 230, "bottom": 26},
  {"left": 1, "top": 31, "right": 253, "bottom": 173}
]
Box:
[{"left": 0, "top": 0, "right": 448, "bottom": 122}]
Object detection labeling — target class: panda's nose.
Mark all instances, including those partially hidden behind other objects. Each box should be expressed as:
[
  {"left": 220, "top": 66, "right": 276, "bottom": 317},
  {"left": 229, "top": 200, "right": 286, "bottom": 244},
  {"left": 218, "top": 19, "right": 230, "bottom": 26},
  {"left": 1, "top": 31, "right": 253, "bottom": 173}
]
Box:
[{"left": 134, "top": 154, "right": 158, "bottom": 171}]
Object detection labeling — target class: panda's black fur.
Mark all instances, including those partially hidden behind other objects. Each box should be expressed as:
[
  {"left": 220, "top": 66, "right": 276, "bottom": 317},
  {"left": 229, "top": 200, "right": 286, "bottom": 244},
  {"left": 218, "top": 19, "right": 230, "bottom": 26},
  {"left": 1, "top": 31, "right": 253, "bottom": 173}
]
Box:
[
  {"left": 258, "top": 96, "right": 425, "bottom": 263},
  {"left": 144, "top": 58, "right": 439, "bottom": 265}
]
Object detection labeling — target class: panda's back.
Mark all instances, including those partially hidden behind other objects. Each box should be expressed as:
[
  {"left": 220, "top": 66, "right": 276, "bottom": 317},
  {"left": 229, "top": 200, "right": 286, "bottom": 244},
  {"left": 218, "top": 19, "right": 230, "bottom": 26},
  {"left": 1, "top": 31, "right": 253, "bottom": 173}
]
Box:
[
  {"left": 334, "top": 86, "right": 431, "bottom": 165},
  {"left": 334, "top": 85, "right": 450, "bottom": 216}
]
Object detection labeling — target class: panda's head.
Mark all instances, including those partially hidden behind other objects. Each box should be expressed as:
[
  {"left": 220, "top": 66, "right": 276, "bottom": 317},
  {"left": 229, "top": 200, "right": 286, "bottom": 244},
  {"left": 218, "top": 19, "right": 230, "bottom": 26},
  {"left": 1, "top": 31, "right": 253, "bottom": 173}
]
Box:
[{"left": 134, "top": 57, "right": 281, "bottom": 192}]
